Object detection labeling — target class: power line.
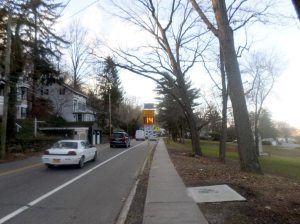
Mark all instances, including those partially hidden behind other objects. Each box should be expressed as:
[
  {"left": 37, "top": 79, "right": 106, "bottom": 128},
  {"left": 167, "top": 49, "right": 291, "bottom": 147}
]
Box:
[
  {"left": 59, "top": 0, "right": 72, "bottom": 16},
  {"left": 64, "top": 0, "right": 101, "bottom": 21}
]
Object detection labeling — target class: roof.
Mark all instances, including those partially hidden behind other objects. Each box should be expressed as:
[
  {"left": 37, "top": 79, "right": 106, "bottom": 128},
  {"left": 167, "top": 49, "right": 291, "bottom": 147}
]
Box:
[
  {"left": 42, "top": 82, "right": 88, "bottom": 98},
  {"left": 61, "top": 83, "right": 88, "bottom": 98}
]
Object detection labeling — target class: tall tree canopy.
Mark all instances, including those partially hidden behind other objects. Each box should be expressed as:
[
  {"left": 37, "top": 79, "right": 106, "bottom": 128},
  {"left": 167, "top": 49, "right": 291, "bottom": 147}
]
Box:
[
  {"left": 189, "top": 0, "right": 267, "bottom": 173},
  {"left": 96, "top": 56, "right": 124, "bottom": 132},
  {"left": 103, "top": 0, "right": 211, "bottom": 156},
  {"left": 0, "top": 0, "right": 66, "bottom": 142},
  {"left": 65, "top": 19, "right": 92, "bottom": 90}
]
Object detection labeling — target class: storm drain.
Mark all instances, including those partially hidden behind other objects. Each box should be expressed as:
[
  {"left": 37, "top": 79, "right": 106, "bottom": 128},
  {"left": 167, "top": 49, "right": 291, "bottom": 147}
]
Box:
[{"left": 187, "top": 184, "right": 246, "bottom": 203}]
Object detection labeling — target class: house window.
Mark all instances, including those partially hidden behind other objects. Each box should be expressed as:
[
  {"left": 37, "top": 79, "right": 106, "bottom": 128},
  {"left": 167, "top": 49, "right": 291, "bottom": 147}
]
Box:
[
  {"left": 73, "top": 100, "right": 78, "bottom": 112},
  {"left": 20, "top": 87, "right": 27, "bottom": 100},
  {"left": 78, "top": 102, "right": 86, "bottom": 111},
  {"left": 21, "top": 107, "right": 27, "bottom": 118},
  {"left": 0, "top": 86, "right": 3, "bottom": 96},
  {"left": 59, "top": 88, "right": 66, "bottom": 95}
]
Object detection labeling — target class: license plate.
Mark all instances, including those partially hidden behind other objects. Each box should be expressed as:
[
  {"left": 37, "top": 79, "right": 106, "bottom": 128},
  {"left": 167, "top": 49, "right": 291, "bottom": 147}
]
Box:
[{"left": 53, "top": 159, "right": 60, "bottom": 163}]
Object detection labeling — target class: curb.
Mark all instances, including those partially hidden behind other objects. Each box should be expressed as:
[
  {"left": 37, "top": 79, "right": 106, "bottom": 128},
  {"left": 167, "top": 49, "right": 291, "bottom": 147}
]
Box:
[{"left": 115, "top": 140, "right": 156, "bottom": 224}]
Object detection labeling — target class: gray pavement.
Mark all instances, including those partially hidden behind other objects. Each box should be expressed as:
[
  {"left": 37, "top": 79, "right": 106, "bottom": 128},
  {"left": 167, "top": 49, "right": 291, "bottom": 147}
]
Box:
[{"left": 143, "top": 138, "right": 208, "bottom": 224}]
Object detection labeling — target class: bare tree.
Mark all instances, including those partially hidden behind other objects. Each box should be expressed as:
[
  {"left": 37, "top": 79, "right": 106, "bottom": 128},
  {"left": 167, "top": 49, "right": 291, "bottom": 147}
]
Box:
[
  {"left": 117, "top": 96, "right": 143, "bottom": 134},
  {"left": 195, "top": 104, "right": 222, "bottom": 135},
  {"left": 101, "top": 0, "right": 212, "bottom": 156},
  {"left": 219, "top": 47, "right": 228, "bottom": 161},
  {"left": 202, "top": 46, "right": 228, "bottom": 161},
  {"left": 189, "top": 0, "right": 275, "bottom": 173},
  {"left": 243, "top": 50, "right": 283, "bottom": 155},
  {"left": 65, "top": 20, "right": 92, "bottom": 90}
]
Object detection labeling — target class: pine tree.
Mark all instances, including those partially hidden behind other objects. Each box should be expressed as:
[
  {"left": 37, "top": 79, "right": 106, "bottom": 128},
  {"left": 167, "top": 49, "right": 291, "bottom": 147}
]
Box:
[
  {"left": 97, "top": 56, "right": 124, "bottom": 132},
  {"left": 0, "top": 0, "right": 65, "bottom": 143},
  {"left": 20, "top": 0, "right": 66, "bottom": 117}
]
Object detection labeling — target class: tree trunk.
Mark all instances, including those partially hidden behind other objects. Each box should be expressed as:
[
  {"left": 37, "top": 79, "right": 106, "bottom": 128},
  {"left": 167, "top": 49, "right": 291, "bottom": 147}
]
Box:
[
  {"left": 7, "top": 23, "right": 23, "bottom": 145},
  {"left": 30, "top": 8, "right": 38, "bottom": 118},
  {"left": 1, "top": 13, "right": 12, "bottom": 159},
  {"left": 219, "top": 47, "right": 227, "bottom": 162},
  {"left": 7, "top": 79, "right": 17, "bottom": 146},
  {"left": 179, "top": 119, "right": 184, "bottom": 143},
  {"left": 179, "top": 87, "right": 202, "bottom": 156},
  {"left": 186, "top": 109, "right": 202, "bottom": 156},
  {"left": 254, "top": 114, "right": 259, "bottom": 156},
  {"left": 212, "top": 0, "right": 261, "bottom": 173}
]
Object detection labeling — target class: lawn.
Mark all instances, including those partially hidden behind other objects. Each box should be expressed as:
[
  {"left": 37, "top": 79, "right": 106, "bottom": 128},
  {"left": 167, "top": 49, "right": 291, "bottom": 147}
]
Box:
[{"left": 166, "top": 139, "right": 300, "bottom": 179}]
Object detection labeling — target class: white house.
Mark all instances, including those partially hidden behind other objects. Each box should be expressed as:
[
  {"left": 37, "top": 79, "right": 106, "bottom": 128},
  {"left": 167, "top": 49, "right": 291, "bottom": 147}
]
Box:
[
  {"left": 0, "top": 77, "right": 95, "bottom": 122},
  {"left": 39, "top": 83, "right": 95, "bottom": 122},
  {"left": 0, "top": 76, "right": 30, "bottom": 119}
]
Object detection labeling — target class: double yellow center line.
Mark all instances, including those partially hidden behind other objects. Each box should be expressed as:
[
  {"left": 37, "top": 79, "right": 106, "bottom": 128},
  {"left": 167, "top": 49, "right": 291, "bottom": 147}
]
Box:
[{"left": 0, "top": 163, "right": 42, "bottom": 177}]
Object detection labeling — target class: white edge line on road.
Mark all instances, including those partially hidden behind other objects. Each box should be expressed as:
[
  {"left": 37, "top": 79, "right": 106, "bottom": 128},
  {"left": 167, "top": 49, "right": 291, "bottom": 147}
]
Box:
[
  {"left": 0, "top": 206, "right": 29, "bottom": 224},
  {"left": 0, "top": 142, "right": 146, "bottom": 224},
  {"left": 115, "top": 141, "right": 155, "bottom": 224}
]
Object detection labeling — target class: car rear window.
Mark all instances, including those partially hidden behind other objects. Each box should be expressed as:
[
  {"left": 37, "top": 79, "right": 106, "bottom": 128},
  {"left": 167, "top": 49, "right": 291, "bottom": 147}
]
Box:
[
  {"left": 112, "top": 133, "right": 124, "bottom": 138},
  {"left": 53, "top": 142, "right": 78, "bottom": 149}
]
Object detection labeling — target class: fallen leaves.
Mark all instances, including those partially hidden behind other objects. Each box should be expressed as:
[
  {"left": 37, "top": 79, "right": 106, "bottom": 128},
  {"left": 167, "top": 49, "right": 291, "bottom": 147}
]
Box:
[{"left": 168, "top": 147, "right": 300, "bottom": 224}]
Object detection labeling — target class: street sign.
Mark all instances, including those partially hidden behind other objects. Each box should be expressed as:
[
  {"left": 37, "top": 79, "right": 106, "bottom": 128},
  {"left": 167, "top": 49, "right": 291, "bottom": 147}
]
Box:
[{"left": 144, "top": 103, "right": 155, "bottom": 109}]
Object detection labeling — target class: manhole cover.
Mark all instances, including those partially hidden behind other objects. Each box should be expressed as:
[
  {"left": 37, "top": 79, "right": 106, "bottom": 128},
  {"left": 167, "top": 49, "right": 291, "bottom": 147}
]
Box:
[{"left": 187, "top": 184, "right": 246, "bottom": 203}]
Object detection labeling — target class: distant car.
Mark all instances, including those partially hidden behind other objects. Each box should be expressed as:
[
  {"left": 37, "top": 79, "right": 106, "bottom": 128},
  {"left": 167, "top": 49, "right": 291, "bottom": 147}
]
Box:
[
  {"left": 149, "top": 133, "right": 158, "bottom": 141},
  {"left": 42, "top": 140, "right": 97, "bottom": 168},
  {"left": 110, "top": 131, "right": 131, "bottom": 148},
  {"left": 135, "top": 130, "right": 145, "bottom": 141}
]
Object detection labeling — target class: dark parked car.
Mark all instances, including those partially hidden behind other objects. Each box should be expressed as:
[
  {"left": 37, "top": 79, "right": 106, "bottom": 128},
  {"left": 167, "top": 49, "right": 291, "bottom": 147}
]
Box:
[{"left": 110, "top": 131, "right": 131, "bottom": 148}]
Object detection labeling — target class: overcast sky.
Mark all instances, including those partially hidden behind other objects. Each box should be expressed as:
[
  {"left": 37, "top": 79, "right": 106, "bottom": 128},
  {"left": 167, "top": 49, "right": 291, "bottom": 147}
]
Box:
[{"left": 57, "top": 0, "right": 300, "bottom": 129}]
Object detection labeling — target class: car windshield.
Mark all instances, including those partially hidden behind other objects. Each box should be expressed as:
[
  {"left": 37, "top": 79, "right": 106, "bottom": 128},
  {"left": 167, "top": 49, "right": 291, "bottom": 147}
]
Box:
[{"left": 53, "top": 141, "right": 78, "bottom": 149}]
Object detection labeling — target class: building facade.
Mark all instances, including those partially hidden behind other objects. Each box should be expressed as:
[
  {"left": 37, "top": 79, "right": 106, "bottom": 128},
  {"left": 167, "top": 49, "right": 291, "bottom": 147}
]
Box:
[
  {"left": 39, "top": 83, "right": 95, "bottom": 122},
  {"left": 0, "top": 78, "right": 95, "bottom": 122}
]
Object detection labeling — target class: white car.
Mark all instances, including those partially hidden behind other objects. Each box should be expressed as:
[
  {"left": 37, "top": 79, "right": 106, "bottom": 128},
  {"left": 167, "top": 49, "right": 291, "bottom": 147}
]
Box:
[
  {"left": 135, "top": 130, "right": 145, "bottom": 141},
  {"left": 149, "top": 133, "right": 158, "bottom": 141},
  {"left": 42, "top": 140, "right": 97, "bottom": 168}
]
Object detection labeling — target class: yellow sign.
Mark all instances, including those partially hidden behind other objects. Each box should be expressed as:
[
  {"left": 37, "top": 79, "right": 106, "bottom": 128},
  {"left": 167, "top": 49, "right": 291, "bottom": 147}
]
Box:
[{"left": 143, "top": 110, "right": 155, "bottom": 117}]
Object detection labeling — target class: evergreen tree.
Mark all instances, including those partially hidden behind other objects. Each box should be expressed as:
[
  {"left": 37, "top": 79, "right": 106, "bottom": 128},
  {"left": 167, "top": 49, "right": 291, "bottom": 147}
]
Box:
[
  {"left": 258, "top": 109, "right": 277, "bottom": 139},
  {"left": 97, "top": 56, "right": 124, "bottom": 132},
  {"left": 155, "top": 76, "right": 199, "bottom": 143},
  {"left": 0, "top": 0, "right": 65, "bottom": 142},
  {"left": 20, "top": 0, "right": 66, "bottom": 117}
]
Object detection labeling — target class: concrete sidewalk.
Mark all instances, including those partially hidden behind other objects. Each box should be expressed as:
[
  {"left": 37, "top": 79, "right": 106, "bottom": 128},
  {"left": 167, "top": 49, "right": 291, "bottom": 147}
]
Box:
[{"left": 143, "top": 139, "right": 208, "bottom": 224}]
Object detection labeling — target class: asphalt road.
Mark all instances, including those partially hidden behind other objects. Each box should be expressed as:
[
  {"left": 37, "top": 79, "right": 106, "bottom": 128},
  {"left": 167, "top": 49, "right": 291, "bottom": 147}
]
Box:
[{"left": 0, "top": 140, "right": 154, "bottom": 224}]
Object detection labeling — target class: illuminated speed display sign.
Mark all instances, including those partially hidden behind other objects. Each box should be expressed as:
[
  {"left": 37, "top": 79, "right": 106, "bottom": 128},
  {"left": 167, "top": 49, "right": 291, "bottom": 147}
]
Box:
[{"left": 143, "top": 110, "right": 155, "bottom": 125}]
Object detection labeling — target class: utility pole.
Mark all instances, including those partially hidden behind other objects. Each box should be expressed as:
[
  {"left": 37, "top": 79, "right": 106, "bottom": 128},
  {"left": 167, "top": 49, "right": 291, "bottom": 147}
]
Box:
[
  {"left": 108, "top": 83, "right": 112, "bottom": 138},
  {"left": 1, "top": 12, "right": 12, "bottom": 159}
]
